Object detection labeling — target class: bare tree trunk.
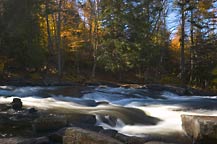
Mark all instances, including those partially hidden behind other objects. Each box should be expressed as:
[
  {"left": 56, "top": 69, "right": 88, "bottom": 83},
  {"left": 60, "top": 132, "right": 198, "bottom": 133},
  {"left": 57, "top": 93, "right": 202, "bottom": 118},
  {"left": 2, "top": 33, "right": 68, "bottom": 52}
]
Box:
[
  {"left": 45, "top": 0, "right": 54, "bottom": 57},
  {"left": 180, "top": 1, "right": 185, "bottom": 83},
  {"left": 57, "top": 0, "right": 62, "bottom": 79},
  {"left": 190, "top": 9, "right": 194, "bottom": 83},
  {"left": 91, "top": 35, "right": 98, "bottom": 78},
  {"left": 91, "top": 0, "right": 99, "bottom": 78}
]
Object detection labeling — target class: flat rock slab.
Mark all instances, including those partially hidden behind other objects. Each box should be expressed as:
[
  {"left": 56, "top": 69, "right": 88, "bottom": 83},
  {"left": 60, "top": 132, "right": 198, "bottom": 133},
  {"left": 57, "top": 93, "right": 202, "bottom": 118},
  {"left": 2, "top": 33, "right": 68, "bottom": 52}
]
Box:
[
  {"left": 63, "top": 127, "right": 123, "bottom": 144},
  {"left": 181, "top": 115, "right": 217, "bottom": 144}
]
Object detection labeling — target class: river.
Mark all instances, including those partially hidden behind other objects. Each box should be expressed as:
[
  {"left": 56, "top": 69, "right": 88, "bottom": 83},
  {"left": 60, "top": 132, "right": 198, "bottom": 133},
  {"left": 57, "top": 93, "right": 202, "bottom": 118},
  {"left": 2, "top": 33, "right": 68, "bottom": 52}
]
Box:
[{"left": 0, "top": 85, "right": 217, "bottom": 138}]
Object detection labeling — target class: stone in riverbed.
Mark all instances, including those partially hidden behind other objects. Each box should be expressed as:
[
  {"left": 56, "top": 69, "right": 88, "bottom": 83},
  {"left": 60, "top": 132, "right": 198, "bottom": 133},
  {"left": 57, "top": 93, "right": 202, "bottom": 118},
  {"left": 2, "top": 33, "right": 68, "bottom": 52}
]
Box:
[
  {"left": 11, "top": 98, "right": 22, "bottom": 110},
  {"left": 66, "top": 113, "right": 96, "bottom": 125},
  {"left": 98, "top": 115, "right": 117, "bottom": 127},
  {"left": 99, "top": 129, "right": 118, "bottom": 137},
  {"left": 181, "top": 114, "right": 217, "bottom": 144},
  {"left": 18, "top": 136, "right": 50, "bottom": 144},
  {"left": 28, "top": 108, "right": 37, "bottom": 114},
  {"left": 115, "top": 133, "right": 147, "bottom": 144},
  {"left": 63, "top": 127, "right": 123, "bottom": 144},
  {"left": 49, "top": 128, "right": 67, "bottom": 143},
  {"left": 32, "top": 115, "right": 67, "bottom": 132}
]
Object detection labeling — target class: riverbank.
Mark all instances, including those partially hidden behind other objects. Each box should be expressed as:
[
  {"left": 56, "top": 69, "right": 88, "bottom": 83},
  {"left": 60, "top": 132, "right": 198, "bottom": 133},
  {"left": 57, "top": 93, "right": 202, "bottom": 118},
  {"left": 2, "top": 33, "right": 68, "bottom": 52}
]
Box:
[
  {"left": 0, "top": 75, "right": 216, "bottom": 96},
  {"left": 1, "top": 71, "right": 216, "bottom": 94}
]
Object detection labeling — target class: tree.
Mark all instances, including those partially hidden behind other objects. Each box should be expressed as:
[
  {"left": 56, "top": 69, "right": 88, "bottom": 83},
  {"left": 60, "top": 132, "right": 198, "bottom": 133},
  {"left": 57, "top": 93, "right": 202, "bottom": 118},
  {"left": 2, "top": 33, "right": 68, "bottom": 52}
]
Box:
[
  {"left": 57, "top": 0, "right": 62, "bottom": 79},
  {"left": 1, "top": 0, "right": 46, "bottom": 70}
]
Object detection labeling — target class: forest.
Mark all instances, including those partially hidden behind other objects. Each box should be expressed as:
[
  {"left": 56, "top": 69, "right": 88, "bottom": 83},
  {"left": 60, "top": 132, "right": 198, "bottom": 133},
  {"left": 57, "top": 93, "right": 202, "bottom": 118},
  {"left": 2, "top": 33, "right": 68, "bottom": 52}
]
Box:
[{"left": 0, "top": 0, "right": 217, "bottom": 90}]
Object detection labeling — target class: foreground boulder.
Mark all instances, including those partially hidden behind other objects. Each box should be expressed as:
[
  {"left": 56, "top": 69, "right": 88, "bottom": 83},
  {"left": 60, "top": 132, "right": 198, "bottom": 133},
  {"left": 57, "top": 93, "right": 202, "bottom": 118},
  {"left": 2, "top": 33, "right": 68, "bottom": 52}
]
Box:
[
  {"left": 63, "top": 127, "right": 123, "bottom": 144},
  {"left": 181, "top": 115, "right": 217, "bottom": 144}
]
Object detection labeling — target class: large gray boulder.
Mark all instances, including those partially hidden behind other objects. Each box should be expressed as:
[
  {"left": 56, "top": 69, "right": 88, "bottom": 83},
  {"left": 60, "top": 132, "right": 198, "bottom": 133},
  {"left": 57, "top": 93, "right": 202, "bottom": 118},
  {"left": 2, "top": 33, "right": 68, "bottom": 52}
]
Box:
[
  {"left": 63, "top": 127, "right": 123, "bottom": 144},
  {"left": 181, "top": 115, "right": 217, "bottom": 144}
]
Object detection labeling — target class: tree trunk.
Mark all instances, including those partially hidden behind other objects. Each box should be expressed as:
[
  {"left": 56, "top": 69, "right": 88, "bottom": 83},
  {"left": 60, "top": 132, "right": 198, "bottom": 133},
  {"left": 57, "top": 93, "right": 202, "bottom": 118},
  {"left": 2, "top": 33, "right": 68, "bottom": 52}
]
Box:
[
  {"left": 180, "top": 1, "right": 185, "bottom": 83},
  {"left": 91, "top": 0, "right": 99, "bottom": 78},
  {"left": 45, "top": 0, "right": 53, "bottom": 56},
  {"left": 57, "top": 0, "right": 62, "bottom": 79},
  {"left": 190, "top": 9, "right": 194, "bottom": 83}
]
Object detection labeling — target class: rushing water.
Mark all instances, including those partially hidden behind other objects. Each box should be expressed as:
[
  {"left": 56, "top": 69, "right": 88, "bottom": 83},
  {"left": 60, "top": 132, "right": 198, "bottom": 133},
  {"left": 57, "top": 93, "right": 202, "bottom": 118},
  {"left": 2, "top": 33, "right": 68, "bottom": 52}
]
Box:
[{"left": 0, "top": 85, "right": 217, "bottom": 137}]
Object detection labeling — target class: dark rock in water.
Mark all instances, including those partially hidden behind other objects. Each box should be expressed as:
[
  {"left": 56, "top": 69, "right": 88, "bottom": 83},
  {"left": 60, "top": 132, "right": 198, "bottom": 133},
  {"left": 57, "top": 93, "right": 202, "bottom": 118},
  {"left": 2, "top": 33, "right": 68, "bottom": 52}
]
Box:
[
  {"left": 96, "top": 106, "right": 161, "bottom": 126},
  {"left": 72, "top": 99, "right": 97, "bottom": 107},
  {"left": 70, "top": 124, "right": 103, "bottom": 132},
  {"left": 63, "top": 127, "right": 123, "bottom": 144},
  {"left": 66, "top": 113, "right": 96, "bottom": 125},
  {"left": 28, "top": 108, "right": 37, "bottom": 114},
  {"left": 18, "top": 137, "right": 50, "bottom": 144},
  {"left": 0, "top": 105, "right": 40, "bottom": 138},
  {"left": 181, "top": 115, "right": 217, "bottom": 144},
  {"left": 96, "top": 101, "right": 109, "bottom": 105},
  {"left": 99, "top": 129, "right": 118, "bottom": 137},
  {"left": 11, "top": 98, "right": 22, "bottom": 110},
  {"left": 32, "top": 115, "right": 67, "bottom": 132},
  {"left": 115, "top": 133, "right": 147, "bottom": 144},
  {"left": 49, "top": 128, "right": 67, "bottom": 143},
  {"left": 0, "top": 137, "right": 30, "bottom": 144},
  {"left": 0, "top": 104, "right": 11, "bottom": 111},
  {"left": 98, "top": 115, "right": 117, "bottom": 127}
]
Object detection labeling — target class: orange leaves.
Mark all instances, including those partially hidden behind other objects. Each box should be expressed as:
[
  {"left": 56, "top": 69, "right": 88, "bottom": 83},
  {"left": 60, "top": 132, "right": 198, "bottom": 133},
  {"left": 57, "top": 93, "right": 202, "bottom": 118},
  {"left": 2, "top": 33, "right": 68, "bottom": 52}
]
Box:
[{"left": 171, "top": 34, "right": 180, "bottom": 51}]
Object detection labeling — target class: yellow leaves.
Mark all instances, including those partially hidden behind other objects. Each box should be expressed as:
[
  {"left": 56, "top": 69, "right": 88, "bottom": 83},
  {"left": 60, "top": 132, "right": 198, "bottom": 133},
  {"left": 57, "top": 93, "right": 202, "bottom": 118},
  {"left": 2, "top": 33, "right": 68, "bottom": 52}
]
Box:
[
  {"left": 61, "top": 31, "right": 71, "bottom": 37},
  {"left": 198, "top": 0, "right": 212, "bottom": 13}
]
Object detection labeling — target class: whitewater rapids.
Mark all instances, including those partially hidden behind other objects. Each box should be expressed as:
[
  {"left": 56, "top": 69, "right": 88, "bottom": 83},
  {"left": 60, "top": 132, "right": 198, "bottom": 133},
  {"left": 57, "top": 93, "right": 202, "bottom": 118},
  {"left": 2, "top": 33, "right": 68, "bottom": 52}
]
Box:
[{"left": 0, "top": 85, "right": 216, "bottom": 137}]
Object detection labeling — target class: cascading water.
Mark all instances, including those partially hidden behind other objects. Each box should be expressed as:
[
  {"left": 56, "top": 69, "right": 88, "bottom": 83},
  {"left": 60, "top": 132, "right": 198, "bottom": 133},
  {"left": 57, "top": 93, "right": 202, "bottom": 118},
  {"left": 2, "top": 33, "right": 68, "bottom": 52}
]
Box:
[{"left": 0, "top": 85, "right": 217, "bottom": 137}]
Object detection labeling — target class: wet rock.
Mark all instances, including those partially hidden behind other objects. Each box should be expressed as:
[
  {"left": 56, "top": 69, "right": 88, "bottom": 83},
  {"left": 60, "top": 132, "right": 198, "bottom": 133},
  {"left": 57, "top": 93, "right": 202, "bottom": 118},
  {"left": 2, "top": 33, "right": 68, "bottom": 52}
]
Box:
[
  {"left": 0, "top": 137, "right": 29, "bottom": 144},
  {"left": 99, "top": 129, "right": 118, "bottom": 137},
  {"left": 66, "top": 113, "right": 96, "bottom": 125},
  {"left": 115, "top": 133, "right": 147, "bottom": 144},
  {"left": 63, "top": 127, "right": 123, "bottom": 144},
  {"left": 96, "top": 106, "right": 161, "bottom": 126},
  {"left": 32, "top": 115, "right": 67, "bottom": 132},
  {"left": 70, "top": 124, "right": 103, "bottom": 132},
  {"left": 11, "top": 98, "right": 22, "bottom": 110},
  {"left": 0, "top": 108, "right": 38, "bottom": 137},
  {"left": 96, "top": 101, "right": 109, "bottom": 105},
  {"left": 0, "top": 104, "right": 10, "bottom": 111},
  {"left": 98, "top": 115, "right": 117, "bottom": 127},
  {"left": 49, "top": 128, "right": 67, "bottom": 143},
  {"left": 49, "top": 126, "right": 103, "bottom": 144},
  {"left": 181, "top": 115, "right": 217, "bottom": 144},
  {"left": 18, "top": 137, "right": 50, "bottom": 144},
  {"left": 28, "top": 108, "right": 37, "bottom": 114}
]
